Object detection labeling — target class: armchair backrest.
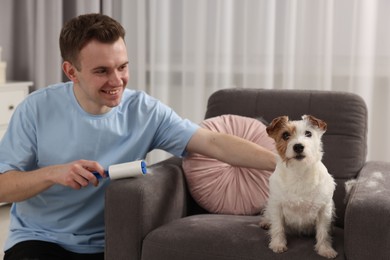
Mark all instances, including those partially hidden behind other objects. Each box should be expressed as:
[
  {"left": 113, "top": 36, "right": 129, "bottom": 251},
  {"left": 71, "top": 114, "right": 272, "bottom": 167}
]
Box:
[{"left": 204, "top": 88, "right": 368, "bottom": 227}]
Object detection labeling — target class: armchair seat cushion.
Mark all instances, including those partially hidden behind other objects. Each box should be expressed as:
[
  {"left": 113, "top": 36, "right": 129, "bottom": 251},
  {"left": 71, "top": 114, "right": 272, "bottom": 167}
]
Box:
[{"left": 141, "top": 214, "right": 345, "bottom": 260}]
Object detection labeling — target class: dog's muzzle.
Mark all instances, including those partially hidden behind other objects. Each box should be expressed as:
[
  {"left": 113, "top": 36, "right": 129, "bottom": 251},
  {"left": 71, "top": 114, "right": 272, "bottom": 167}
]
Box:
[{"left": 293, "top": 143, "right": 305, "bottom": 160}]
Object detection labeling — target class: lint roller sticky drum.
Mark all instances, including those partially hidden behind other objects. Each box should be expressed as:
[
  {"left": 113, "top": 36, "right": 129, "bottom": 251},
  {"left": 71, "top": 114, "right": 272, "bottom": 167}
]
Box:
[{"left": 93, "top": 160, "right": 147, "bottom": 180}]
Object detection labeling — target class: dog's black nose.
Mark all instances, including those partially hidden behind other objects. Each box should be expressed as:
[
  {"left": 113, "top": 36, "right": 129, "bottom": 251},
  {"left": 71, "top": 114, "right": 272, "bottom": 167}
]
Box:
[{"left": 293, "top": 144, "right": 304, "bottom": 154}]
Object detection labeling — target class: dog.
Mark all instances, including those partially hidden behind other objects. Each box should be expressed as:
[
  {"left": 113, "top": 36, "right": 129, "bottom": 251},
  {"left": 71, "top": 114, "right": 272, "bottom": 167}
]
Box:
[{"left": 259, "top": 115, "right": 337, "bottom": 259}]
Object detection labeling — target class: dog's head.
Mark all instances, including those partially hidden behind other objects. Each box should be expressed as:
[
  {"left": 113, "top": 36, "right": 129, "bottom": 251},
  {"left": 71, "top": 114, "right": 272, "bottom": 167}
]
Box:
[{"left": 266, "top": 115, "right": 327, "bottom": 166}]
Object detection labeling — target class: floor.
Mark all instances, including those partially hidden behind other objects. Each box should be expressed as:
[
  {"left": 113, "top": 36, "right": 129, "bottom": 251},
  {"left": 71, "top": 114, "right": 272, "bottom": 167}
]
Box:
[{"left": 0, "top": 204, "right": 11, "bottom": 258}]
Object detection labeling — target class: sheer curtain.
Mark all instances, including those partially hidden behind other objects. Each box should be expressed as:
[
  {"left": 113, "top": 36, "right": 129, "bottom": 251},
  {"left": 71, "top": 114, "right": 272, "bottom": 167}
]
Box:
[
  {"left": 0, "top": 0, "right": 103, "bottom": 89},
  {"left": 120, "top": 0, "right": 390, "bottom": 163},
  {"left": 2, "top": 0, "right": 389, "bottom": 163}
]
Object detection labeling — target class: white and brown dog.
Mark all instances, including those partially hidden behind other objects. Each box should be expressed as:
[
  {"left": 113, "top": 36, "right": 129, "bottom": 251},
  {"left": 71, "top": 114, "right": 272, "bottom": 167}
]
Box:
[{"left": 259, "top": 115, "right": 337, "bottom": 259}]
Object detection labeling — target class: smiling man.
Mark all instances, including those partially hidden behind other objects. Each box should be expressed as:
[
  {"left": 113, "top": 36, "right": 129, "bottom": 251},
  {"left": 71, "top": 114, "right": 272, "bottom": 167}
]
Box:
[{"left": 0, "top": 13, "right": 276, "bottom": 260}]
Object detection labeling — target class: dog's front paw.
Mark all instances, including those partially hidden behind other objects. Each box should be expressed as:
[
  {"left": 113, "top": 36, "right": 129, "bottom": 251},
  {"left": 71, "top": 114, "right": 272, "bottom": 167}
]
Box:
[
  {"left": 259, "top": 217, "right": 270, "bottom": 230},
  {"left": 316, "top": 245, "right": 337, "bottom": 259},
  {"left": 269, "top": 239, "right": 288, "bottom": 253}
]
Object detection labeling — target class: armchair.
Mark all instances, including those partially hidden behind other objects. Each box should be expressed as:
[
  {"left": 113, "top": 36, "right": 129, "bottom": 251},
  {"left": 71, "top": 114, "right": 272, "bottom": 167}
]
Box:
[{"left": 105, "top": 88, "right": 390, "bottom": 260}]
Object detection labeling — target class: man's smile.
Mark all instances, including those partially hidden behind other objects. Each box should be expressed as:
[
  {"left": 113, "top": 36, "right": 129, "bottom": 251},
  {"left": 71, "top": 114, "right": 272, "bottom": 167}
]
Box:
[{"left": 101, "top": 88, "right": 121, "bottom": 95}]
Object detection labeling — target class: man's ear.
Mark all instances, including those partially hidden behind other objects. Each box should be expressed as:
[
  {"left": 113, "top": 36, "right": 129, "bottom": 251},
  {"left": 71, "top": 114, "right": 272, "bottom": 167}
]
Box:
[{"left": 62, "top": 61, "right": 78, "bottom": 83}]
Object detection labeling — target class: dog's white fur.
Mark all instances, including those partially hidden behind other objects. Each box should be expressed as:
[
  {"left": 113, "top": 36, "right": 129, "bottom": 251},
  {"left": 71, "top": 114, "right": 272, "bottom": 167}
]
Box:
[{"left": 259, "top": 115, "right": 337, "bottom": 259}]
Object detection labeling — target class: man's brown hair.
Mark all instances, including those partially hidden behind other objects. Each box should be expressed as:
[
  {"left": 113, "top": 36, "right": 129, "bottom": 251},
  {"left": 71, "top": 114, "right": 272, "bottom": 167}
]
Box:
[{"left": 59, "top": 13, "right": 126, "bottom": 69}]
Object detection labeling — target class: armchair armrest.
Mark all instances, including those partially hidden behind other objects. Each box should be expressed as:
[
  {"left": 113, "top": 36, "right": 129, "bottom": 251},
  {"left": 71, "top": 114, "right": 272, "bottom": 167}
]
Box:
[
  {"left": 344, "top": 161, "right": 390, "bottom": 260},
  {"left": 105, "top": 157, "right": 188, "bottom": 260}
]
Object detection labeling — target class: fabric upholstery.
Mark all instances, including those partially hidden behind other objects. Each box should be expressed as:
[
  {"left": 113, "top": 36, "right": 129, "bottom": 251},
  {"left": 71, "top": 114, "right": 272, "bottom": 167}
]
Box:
[
  {"left": 183, "top": 115, "right": 276, "bottom": 215},
  {"left": 105, "top": 158, "right": 188, "bottom": 259},
  {"left": 344, "top": 161, "right": 390, "bottom": 260},
  {"left": 142, "top": 215, "right": 345, "bottom": 260}
]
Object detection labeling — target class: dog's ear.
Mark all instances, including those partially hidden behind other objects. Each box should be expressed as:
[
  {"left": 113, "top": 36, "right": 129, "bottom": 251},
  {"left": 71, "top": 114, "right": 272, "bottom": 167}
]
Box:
[
  {"left": 266, "top": 116, "right": 289, "bottom": 137},
  {"left": 303, "top": 115, "right": 327, "bottom": 132}
]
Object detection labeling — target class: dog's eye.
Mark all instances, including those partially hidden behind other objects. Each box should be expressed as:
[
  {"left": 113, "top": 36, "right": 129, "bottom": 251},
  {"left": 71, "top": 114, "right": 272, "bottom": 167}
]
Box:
[
  {"left": 282, "top": 132, "right": 290, "bottom": 141},
  {"left": 305, "top": 131, "right": 312, "bottom": 137}
]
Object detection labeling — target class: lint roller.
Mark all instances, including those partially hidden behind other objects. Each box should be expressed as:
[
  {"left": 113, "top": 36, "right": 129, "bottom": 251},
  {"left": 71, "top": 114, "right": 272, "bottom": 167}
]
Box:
[{"left": 93, "top": 160, "right": 147, "bottom": 180}]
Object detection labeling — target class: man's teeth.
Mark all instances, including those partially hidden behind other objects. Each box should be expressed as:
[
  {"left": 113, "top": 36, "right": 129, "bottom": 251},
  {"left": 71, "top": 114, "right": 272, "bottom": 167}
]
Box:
[{"left": 103, "top": 89, "right": 119, "bottom": 95}]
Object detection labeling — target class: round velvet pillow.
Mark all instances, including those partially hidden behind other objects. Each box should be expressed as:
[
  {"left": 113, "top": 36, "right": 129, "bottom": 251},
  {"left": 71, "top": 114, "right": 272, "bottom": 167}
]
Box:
[{"left": 182, "top": 114, "right": 276, "bottom": 215}]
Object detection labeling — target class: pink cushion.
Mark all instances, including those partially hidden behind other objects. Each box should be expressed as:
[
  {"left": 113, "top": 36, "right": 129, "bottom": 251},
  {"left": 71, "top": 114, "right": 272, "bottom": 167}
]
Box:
[{"left": 182, "top": 114, "right": 276, "bottom": 215}]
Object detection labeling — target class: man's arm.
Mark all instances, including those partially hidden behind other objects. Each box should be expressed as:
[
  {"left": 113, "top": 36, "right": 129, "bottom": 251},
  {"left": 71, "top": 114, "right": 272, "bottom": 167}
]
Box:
[
  {"left": 0, "top": 160, "right": 106, "bottom": 203},
  {"left": 186, "top": 128, "right": 276, "bottom": 171}
]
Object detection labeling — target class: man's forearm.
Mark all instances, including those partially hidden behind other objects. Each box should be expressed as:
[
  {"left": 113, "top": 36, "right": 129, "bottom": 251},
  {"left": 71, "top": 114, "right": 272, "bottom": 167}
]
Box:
[
  {"left": 0, "top": 169, "right": 54, "bottom": 203},
  {"left": 212, "top": 132, "right": 276, "bottom": 171},
  {"left": 0, "top": 160, "right": 105, "bottom": 203},
  {"left": 187, "top": 128, "right": 277, "bottom": 171}
]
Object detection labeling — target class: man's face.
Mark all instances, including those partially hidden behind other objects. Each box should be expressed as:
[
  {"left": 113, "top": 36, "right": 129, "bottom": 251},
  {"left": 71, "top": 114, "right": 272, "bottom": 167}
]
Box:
[{"left": 71, "top": 38, "right": 129, "bottom": 115}]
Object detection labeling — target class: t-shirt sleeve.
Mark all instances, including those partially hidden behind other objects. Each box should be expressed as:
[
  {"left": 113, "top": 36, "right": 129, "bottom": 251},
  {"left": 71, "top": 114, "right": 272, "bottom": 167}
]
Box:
[
  {"left": 0, "top": 99, "right": 37, "bottom": 173},
  {"left": 150, "top": 102, "right": 199, "bottom": 158}
]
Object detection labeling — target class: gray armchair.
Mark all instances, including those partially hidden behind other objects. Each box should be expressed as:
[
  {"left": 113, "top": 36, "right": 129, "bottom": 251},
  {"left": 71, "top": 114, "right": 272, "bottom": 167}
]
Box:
[{"left": 105, "top": 88, "right": 390, "bottom": 260}]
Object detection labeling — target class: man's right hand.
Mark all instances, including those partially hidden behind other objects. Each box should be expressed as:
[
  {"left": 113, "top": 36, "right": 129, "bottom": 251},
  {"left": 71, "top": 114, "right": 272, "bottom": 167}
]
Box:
[{"left": 0, "top": 159, "right": 105, "bottom": 203}]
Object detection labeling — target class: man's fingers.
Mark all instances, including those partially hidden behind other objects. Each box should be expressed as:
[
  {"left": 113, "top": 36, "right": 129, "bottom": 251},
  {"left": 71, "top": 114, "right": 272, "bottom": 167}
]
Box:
[{"left": 67, "top": 162, "right": 101, "bottom": 188}]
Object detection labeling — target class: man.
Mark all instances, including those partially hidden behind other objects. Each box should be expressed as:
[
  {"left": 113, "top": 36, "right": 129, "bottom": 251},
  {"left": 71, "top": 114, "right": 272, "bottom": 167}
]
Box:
[{"left": 0, "top": 13, "right": 275, "bottom": 260}]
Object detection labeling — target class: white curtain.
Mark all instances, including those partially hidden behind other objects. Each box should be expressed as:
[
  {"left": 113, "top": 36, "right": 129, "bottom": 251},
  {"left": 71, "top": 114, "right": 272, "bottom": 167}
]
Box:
[
  {"left": 119, "top": 0, "right": 390, "bottom": 163},
  {"left": 2, "top": 0, "right": 389, "bottom": 163},
  {"left": 1, "top": 0, "right": 102, "bottom": 88}
]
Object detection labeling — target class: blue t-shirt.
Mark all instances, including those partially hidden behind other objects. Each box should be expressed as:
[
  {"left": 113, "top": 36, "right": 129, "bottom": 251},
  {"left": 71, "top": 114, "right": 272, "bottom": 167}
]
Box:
[{"left": 0, "top": 81, "right": 199, "bottom": 253}]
